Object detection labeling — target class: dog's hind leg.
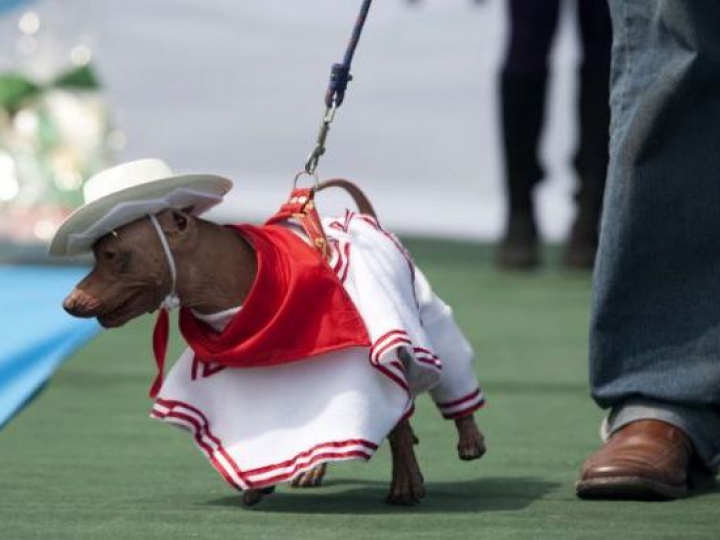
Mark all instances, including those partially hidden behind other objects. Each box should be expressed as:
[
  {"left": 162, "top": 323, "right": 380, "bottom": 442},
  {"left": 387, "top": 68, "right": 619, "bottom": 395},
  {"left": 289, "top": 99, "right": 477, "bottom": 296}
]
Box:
[
  {"left": 291, "top": 463, "right": 327, "bottom": 488},
  {"left": 454, "top": 414, "right": 486, "bottom": 461},
  {"left": 386, "top": 418, "right": 426, "bottom": 505}
]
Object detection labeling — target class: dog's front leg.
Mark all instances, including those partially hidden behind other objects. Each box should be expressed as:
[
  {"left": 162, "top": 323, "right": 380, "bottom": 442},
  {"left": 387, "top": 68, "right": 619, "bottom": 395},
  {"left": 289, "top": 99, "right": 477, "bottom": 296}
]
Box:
[
  {"left": 454, "top": 414, "right": 486, "bottom": 461},
  {"left": 386, "top": 418, "right": 426, "bottom": 505}
]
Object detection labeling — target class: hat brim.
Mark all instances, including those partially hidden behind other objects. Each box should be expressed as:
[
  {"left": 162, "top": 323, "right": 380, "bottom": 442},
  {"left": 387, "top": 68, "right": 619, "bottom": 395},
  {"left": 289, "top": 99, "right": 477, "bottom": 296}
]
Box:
[{"left": 49, "top": 174, "right": 233, "bottom": 256}]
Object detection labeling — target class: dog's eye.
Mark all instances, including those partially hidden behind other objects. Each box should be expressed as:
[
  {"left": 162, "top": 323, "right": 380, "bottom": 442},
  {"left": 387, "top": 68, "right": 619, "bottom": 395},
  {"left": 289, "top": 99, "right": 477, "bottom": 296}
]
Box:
[{"left": 102, "top": 251, "right": 117, "bottom": 262}]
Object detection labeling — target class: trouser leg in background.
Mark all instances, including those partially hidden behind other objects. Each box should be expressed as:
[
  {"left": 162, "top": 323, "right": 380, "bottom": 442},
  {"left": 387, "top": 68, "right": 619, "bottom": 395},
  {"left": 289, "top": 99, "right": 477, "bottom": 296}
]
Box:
[
  {"left": 497, "top": 0, "right": 560, "bottom": 269},
  {"left": 563, "top": 0, "right": 611, "bottom": 269},
  {"left": 590, "top": 0, "right": 720, "bottom": 472}
]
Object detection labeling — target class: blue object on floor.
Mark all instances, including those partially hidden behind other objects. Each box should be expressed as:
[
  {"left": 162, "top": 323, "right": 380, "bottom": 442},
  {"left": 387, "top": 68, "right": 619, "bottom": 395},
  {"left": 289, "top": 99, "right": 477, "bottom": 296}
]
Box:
[
  {"left": 0, "top": 265, "right": 99, "bottom": 428},
  {"left": 0, "top": 0, "right": 35, "bottom": 16}
]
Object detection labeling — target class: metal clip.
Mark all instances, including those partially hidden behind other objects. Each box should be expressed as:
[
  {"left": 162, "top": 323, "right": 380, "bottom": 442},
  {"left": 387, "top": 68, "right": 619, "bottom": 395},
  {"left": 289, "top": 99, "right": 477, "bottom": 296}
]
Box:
[
  {"left": 304, "top": 103, "right": 338, "bottom": 175},
  {"left": 293, "top": 170, "right": 320, "bottom": 190}
]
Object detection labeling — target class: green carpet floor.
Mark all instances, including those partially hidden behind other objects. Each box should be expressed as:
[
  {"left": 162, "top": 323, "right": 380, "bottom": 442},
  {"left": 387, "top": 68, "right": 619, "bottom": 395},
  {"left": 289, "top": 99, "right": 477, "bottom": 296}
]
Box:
[{"left": 2, "top": 241, "right": 719, "bottom": 539}]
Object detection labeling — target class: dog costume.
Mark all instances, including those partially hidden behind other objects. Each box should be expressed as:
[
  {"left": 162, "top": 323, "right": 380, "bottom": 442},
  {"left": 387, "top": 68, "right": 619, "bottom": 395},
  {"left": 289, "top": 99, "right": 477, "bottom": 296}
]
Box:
[{"left": 50, "top": 160, "right": 485, "bottom": 491}]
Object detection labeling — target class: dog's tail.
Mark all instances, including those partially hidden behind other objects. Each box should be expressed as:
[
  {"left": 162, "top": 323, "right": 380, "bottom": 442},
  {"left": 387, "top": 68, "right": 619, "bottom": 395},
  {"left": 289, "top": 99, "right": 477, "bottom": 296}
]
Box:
[{"left": 315, "top": 178, "right": 377, "bottom": 219}]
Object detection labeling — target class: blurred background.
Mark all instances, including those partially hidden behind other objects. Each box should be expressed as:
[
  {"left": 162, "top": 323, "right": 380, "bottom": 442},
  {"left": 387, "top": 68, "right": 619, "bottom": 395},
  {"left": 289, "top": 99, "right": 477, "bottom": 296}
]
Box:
[{"left": 0, "top": 0, "right": 583, "bottom": 246}]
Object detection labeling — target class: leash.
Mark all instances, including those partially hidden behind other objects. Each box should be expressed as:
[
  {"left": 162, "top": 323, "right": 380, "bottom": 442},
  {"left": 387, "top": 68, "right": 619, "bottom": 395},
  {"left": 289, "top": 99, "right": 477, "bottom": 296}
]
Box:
[
  {"left": 301, "top": 0, "right": 374, "bottom": 179},
  {"left": 281, "top": 0, "right": 374, "bottom": 262}
]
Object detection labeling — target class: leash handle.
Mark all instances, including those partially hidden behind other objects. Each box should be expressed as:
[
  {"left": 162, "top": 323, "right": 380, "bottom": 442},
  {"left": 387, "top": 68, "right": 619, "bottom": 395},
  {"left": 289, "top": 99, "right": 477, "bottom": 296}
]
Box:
[{"left": 303, "top": 0, "right": 374, "bottom": 176}]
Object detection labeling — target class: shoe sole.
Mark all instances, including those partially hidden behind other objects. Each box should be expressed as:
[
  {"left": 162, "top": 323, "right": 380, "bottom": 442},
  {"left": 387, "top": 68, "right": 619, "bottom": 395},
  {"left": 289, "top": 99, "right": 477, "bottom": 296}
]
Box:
[{"left": 576, "top": 476, "right": 688, "bottom": 500}]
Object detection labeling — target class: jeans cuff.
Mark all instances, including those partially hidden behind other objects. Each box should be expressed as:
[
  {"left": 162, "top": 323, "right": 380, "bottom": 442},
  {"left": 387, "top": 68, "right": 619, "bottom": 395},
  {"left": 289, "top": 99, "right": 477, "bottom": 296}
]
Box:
[{"left": 604, "top": 399, "right": 720, "bottom": 472}]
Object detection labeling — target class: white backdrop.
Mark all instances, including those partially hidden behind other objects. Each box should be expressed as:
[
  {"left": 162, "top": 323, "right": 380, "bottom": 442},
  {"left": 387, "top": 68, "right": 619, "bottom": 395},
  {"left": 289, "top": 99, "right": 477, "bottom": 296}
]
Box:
[{"left": 4, "top": 0, "right": 583, "bottom": 239}]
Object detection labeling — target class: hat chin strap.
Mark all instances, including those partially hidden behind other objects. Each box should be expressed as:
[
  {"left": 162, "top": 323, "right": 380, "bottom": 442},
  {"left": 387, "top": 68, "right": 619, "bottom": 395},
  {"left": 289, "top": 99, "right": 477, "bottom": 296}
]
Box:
[{"left": 148, "top": 214, "right": 181, "bottom": 311}]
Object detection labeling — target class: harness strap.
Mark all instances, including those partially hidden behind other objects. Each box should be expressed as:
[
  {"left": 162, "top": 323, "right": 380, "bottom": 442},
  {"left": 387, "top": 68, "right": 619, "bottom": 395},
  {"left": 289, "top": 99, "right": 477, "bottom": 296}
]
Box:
[{"left": 266, "top": 188, "right": 330, "bottom": 260}]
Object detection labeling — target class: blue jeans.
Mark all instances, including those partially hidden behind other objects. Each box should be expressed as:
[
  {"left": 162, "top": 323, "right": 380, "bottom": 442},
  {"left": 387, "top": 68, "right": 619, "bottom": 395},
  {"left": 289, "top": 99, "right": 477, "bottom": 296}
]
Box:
[{"left": 590, "top": 0, "right": 720, "bottom": 471}]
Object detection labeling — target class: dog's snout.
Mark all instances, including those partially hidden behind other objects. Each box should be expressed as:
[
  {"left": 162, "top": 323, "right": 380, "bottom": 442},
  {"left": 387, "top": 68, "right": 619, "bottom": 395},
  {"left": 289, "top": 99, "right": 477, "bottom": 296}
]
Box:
[{"left": 63, "top": 288, "right": 102, "bottom": 318}]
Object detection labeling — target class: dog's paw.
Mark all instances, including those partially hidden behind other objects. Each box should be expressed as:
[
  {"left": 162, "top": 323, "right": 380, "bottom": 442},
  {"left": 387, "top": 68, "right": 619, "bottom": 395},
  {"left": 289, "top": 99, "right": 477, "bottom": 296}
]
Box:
[
  {"left": 386, "top": 469, "right": 426, "bottom": 506},
  {"left": 291, "top": 463, "right": 327, "bottom": 488},
  {"left": 457, "top": 435, "right": 486, "bottom": 461},
  {"left": 241, "top": 486, "right": 275, "bottom": 507},
  {"left": 455, "top": 416, "right": 487, "bottom": 461},
  {"left": 241, "top": 489, "right": 264, "bottom": 506}
]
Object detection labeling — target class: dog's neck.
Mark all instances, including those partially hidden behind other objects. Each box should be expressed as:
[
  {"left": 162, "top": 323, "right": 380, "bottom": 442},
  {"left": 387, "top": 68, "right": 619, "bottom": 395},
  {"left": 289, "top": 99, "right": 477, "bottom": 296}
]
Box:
[{"left": 173, "top": 221, "right": 257, "bottom": 314}]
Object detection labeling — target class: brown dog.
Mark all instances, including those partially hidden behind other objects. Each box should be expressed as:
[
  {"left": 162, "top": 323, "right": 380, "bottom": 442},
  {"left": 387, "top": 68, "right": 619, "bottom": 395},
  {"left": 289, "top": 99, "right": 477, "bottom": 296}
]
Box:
[{"left": 61, "top": 180, "right": 486, "bottom": 506}]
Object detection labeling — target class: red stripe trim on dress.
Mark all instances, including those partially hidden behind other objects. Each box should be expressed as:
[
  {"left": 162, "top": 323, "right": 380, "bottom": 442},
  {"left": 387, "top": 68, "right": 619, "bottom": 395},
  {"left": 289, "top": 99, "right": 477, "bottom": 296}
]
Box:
[
  {"left": 154, "top": 398, "right": 252, "bottom": 487},
  {"left": 242, "top": 439, "right": 378, "bottom": 476},
  {"left": 369, "top": 330, "right": 411, "bottom": 363},
  {"left": 153, "top": 400, "right": 386, "bottom": 489},
  {"left": 372, "top": 363, "right": 409, "bottom": 391},
  {"left": 415, "top": 356, "right": 442, "bottom": 369},
  {"left": 343, "top": 211, "right": 355, "bottom": 232},
  {"left": 371, "top": 336, "right": 412, "bottom": 365},
  {"left": 153, "top": 400, "right": 247, "bottom": 484},
  {"left": 245, "top": 448, "right": 374, "bottom": 484},
  {"left": 413, "top": 347, "right": 442, "bottom": 368},
  {"left": 441, "top": 399, "right": 486, "bottom": 420},
  {"left": 401, "top": 400, "right": 416, "bottom": 422},
  {"left": 329, "top": 238, "right": 351, "bottom": 284},
  {"left": 151, "top": 405, "right": 247, "bottom": 490},
  {"left": 371, "top": 334, "right": 443, "bottom": 370},
  {"left": 388, "top": 359, "right": 404, "bottom": 372},
  {"left": 329, "top": 238, "right": 342, "bottom": 272},
  {"left": 356, "top": 215, "right": 380, "bottom": 230},
  {"left": 337, "top": 241, "right": 351, "bottom": 283},
  {"left": 435, "top": 388, "right": 482, "bottom": 409},
  {"left": 152, "top": 409, "right": 241, "bottom": 489},
  {"left": 249, "top": 450, "right": 373, "bottom": 486},
  {"left": 328, "top": 211, "right": 355, "bottom": 233},
  {"left": 191, "top": 359, "right": 227, "bottom": 380},
  {"left": 413, "top": 351, "right": 441, "bottom": 362},
  {"left": 414, "top": 353, "right": 441, "bottom": 363},
  {"left": 370, "top": 330, "right": 409, "bottom": 351}
]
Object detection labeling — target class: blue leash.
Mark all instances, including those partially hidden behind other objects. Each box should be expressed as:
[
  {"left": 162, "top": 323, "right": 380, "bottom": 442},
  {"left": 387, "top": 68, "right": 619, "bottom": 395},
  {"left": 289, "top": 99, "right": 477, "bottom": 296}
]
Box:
[
  {"left": 325, "top": 0, "right": 373, "bottom": 108},
  {"left": 302, "top": 0, "right": 374, "bottom": 178}
]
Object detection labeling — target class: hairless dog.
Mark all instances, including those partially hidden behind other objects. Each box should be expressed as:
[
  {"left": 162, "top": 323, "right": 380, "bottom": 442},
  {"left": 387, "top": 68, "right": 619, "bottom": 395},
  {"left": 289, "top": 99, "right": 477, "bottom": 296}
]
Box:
[{"left": 62, "top": 181, "right": 486, "bottom": 506}]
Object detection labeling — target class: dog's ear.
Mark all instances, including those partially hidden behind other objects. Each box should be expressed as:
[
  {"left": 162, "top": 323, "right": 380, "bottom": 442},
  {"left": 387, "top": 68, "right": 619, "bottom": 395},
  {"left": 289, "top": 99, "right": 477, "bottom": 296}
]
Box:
[{"left": 155, "top": 208, "right": 198, "bottom": 251}]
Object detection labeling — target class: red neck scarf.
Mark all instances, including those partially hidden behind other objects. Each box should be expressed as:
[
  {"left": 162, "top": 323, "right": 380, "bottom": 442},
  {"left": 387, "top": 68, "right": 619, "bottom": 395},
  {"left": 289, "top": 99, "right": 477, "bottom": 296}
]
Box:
[{"left": 149, "top": 223, "right": 369, "bottom": 398}]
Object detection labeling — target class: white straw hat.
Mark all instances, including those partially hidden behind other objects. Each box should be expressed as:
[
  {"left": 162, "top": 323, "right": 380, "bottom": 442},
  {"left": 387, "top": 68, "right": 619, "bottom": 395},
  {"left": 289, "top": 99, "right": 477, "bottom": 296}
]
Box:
[{"left": 49, "top": 158, "right": 233, "bottom": 256}]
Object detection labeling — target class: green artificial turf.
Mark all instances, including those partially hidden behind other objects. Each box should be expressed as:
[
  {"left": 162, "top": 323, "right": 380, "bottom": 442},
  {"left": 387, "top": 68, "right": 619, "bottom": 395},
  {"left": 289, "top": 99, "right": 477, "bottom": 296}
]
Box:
[{"left": 2, "top": 241, "right": 719, "bottom": 539}]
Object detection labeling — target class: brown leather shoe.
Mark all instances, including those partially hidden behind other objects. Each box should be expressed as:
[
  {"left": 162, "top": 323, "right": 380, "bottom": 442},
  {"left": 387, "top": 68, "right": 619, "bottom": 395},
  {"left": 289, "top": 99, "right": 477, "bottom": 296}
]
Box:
[{"left": 576, "top": 419, "right": 694, "bottom": 500}]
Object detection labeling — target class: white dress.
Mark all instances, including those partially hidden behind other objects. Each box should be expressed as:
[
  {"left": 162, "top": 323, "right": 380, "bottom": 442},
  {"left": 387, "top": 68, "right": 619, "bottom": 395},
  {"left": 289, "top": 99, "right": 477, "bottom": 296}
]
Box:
[{"left": 151, "top": 212, "right": 484, "bottom": 490}]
